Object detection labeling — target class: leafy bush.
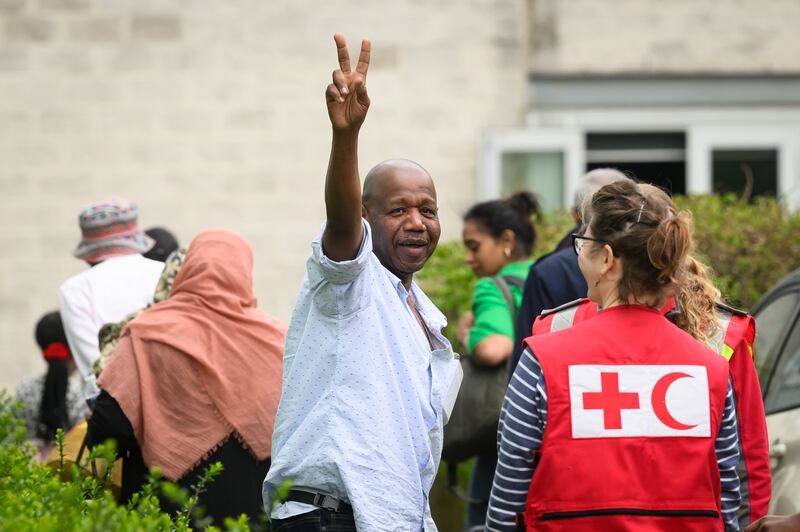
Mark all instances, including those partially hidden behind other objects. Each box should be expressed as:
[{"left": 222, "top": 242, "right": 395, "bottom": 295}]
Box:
[
  {"left": 675, "top": 194, "right": 800, "bottom": 309},
  {"left": 0, "top": 392, "right": 253, "bottom": 531}
]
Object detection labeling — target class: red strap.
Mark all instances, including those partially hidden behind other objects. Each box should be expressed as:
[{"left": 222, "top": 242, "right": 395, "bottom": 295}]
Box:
[
  {"left": 42, "top": 342, "right": 70, "bottom": 360},
  {"left": 659, "top": 298, "right": 677, "bottom": 314}
]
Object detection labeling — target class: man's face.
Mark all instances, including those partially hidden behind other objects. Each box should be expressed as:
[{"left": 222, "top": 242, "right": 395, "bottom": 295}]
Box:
[{"left": 364, "top": 167, "right": 441, "bottom": 282}]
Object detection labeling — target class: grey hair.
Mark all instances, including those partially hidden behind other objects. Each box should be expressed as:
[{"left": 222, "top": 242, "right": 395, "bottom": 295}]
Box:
[{"left": 573, "top": 168, "right": 630, "bottom": 210}]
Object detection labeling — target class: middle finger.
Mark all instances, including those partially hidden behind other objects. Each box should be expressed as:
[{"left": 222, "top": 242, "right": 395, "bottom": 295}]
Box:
[{"left": 355, "top": 38, "right": 371, "bottom": 77}]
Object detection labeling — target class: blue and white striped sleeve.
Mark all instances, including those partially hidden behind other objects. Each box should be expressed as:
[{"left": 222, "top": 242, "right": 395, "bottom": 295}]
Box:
[
  {"left": 717, "top": 379, "right": 741, "bottom": 532},
  {"left": 486, "top": 346, "right": 547, "bottom": 532}
]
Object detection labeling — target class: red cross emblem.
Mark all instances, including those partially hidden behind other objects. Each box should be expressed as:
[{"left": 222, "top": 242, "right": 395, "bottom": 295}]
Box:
[{"left": 582, "top": 372, "right": 640, "bottom": 429}]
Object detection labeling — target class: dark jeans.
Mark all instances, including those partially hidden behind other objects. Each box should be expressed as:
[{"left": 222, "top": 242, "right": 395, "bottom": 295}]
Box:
[
  {"left": 268, "top": 509, "right": 356, "bottom": 532},
  {"left": 467, "top": 452, "right": 498, "bottom": 528}
]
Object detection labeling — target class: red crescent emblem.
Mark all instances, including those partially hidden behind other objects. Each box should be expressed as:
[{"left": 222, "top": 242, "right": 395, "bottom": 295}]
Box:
[{"left": 651, "top": 372, "right": 697, "bottom": 430}]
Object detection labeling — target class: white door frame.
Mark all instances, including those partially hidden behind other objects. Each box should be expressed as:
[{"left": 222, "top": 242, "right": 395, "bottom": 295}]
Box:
[{"left": 479, "top": 127, "right": 585, "bottom": 208}]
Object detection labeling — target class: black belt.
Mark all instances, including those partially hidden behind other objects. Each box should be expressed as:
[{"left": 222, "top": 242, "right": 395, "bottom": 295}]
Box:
[{"left": 285, "top": 490, "right": 353, "bottom": 514}]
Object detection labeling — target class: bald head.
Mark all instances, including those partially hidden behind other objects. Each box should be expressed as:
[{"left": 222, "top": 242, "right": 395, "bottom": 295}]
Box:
[
  {"left": 363, "top": 159, "right": 434, "bottom": 209},
  {"left": 360, "top": 159, "right": 440, "bottom": 285}
]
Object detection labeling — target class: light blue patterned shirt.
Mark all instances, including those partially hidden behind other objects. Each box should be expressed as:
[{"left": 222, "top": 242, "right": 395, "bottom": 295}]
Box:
[{"left": 264, "top": 220, "right": 462, "bottom": 532}]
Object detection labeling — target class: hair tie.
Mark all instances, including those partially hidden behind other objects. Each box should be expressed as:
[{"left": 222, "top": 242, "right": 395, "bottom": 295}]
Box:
[
  {"left": 42, "top": 342, "right": 70, "bottom": 361},
  {"left": 636, "top": 202, "right": 646, "bottom": 223}
]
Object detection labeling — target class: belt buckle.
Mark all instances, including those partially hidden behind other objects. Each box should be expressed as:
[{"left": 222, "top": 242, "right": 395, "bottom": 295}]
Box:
[{"left": 313, "top": 493, "right": 340, "bottom": 512}]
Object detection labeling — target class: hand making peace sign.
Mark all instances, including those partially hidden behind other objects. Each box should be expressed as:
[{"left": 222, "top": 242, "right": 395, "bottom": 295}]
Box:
[{"left": 326, "top": 33, "right": 371, "bottom": 131}]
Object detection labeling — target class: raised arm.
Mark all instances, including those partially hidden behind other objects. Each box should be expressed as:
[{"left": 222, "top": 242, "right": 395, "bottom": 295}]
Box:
[{"left": 322, "top": 33, "right": 371, "bottom": 262}]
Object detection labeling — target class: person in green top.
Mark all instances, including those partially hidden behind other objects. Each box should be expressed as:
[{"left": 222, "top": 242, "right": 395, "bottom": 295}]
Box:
[{"left": 457, "top": 191, "right": 541, "bottom": 530}]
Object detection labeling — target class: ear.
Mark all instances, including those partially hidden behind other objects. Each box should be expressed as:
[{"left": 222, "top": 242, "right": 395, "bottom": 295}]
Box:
[
  {"left": 361, "top": 204, "right": 368, "bottom": 219},
  {"left": 499, "top": 228, "right": 516, "bottom": 247},
  {"left": 599, "top": 243, "right": 616, "bottom": 277}
]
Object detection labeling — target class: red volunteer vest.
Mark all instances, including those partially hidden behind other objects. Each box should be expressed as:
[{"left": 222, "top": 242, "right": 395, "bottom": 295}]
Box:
[
  {"left": 531, "top": 298, "right": 597, "bottom": 336},
  {"left": 522, "top": 305, "right": 730, "bottom": 531},
  {"left": 532, "top": 299, "right": 771, "bottom": 524}
]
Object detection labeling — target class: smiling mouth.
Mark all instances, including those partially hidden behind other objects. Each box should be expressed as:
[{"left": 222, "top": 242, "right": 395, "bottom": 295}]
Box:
[{"left": 398, "top": 240, "right": 428, "bottom": 248}]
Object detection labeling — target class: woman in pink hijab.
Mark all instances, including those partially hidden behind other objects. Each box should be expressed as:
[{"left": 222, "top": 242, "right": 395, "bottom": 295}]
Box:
[{"left": 87, "top": 229, "right": 285, "bottom": 526}]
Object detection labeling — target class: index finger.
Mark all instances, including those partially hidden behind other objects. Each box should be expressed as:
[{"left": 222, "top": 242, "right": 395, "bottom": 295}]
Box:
[
  {"left": 355, "top": 38, "right": 371, "bottom": 77},
  {"left": 333, "top": 33, "right": 351, "bottom": 73}
]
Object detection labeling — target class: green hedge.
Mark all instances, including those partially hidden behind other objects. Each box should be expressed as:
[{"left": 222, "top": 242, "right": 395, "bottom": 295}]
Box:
[
  {"left": 0, "top": 393, "right": 254, "bottom": 531},
  {"left": 675, "top": 194, "right": 800, "bottom": 309}
]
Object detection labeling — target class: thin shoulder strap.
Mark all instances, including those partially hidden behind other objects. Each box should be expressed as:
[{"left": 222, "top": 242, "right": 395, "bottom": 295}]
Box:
[
  {"left": 491, "top": 275, "right": 519, "bottom": 320},
  {"left": 501, "top": 275, "right": 525, "bottom": 290}
]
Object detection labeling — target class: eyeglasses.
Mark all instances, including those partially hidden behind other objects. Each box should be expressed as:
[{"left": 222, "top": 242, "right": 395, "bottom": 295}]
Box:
[{"left": 571, "top": 233, "right": 608, "bottom": 256}]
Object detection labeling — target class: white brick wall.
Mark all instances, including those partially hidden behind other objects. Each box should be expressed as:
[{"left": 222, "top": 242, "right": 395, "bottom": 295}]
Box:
[
  {"left": 0, "top": 0, "right": 529, "bottom": 389},
  {"left": 531, "top": 0, "right": 800, "bottom": 72}
]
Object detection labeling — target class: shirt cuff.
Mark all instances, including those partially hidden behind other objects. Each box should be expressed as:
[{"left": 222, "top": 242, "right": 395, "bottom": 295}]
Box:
[{"left": 311, "top": 219, "right": 372, "bottom": 285}]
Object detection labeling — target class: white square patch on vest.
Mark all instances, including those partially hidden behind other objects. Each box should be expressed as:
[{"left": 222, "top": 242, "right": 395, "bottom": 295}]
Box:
[{"left": 568, "top": 365, "right": 711, "bottom": 438}]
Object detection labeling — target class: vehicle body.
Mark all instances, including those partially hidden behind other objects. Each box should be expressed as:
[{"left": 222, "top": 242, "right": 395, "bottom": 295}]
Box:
[{"left": 751, "top": 268, "right": 800, "bottom": 515}]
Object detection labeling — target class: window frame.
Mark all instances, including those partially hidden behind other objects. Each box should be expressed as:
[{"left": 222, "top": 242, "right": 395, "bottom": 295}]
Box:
[
  {"left": 762, "top": 308, "right": 800, "bottom": 415},
  {"left": 687, "top": 124, "right": 800, "bottom": 209},
  {"left": 752, "top": 284, "right": 800, "bottom": 411},
  {"left": 479, "top": 127, "right": 585, "bottom": 209}
]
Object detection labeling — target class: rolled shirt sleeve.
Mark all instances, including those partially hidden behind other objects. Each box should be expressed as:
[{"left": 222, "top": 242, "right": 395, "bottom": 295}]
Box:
[{"left": 306, "top": 219, "right": 374, "bottom": 318}]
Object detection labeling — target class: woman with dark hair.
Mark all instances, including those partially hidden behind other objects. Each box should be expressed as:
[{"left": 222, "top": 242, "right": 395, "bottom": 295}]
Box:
[
  {"left": 459, "top": 191, "right": 541, "bottom": 365},
  {"left": 487, "top": 180, "right": 741, "bottom": 531},
  {"left": 13, "top": 312, "right": 85, "bottom": 458},
  {"left": 143, "top": 227, "right": 180, "bottom": 262},
  {"left": 456, "top": 191, "right": 541, "bottom": 529}
]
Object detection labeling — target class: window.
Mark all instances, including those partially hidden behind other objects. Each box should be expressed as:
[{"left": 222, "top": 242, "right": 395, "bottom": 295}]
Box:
[
  {"left": 480, "top": 127, "right": 584, "bottom": 210},
  {"left": 764, "top": 314, "right": 800, "bottom": 414},
  {"left": 500, "top": 151, "right": 564, "bottom": 211},
  {"left": 586, "top": 132, "right": 686, "bottom": 195},
  {"left": 712, "top": 149, "right": 778, "bottom": 199},
  {"left": 754, "top": 291, "right": 800, "bottom": 390},
  {"left": 687, "top": 124, "right": 800, "bottom": 209}
]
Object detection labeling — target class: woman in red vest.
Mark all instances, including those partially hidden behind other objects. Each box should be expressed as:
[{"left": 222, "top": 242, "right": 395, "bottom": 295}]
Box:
[
  {"left": 486, "top": 180, "right": 741, "bottom": 531},
  {"left": 531, "top": 191, "right": 770, "bottom": 529}
]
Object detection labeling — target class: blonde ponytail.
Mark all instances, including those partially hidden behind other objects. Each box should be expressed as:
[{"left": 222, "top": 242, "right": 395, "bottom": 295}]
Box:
[{"left": 674, "top": 255, "right": 721, "bottom": 345}]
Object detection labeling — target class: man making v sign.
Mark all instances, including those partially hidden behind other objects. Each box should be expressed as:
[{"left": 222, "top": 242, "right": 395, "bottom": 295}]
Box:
[{"left": 263, "top": 34, "right": 462, "bottom": 532}]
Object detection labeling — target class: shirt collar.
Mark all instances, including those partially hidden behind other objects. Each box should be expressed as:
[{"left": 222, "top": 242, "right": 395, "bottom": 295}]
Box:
[
  {"left": 382, "top": 267, "right": 408, "bottom": 299},
  {"left": 380, "top": 266, "right": 448, "bottom": 332}
]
